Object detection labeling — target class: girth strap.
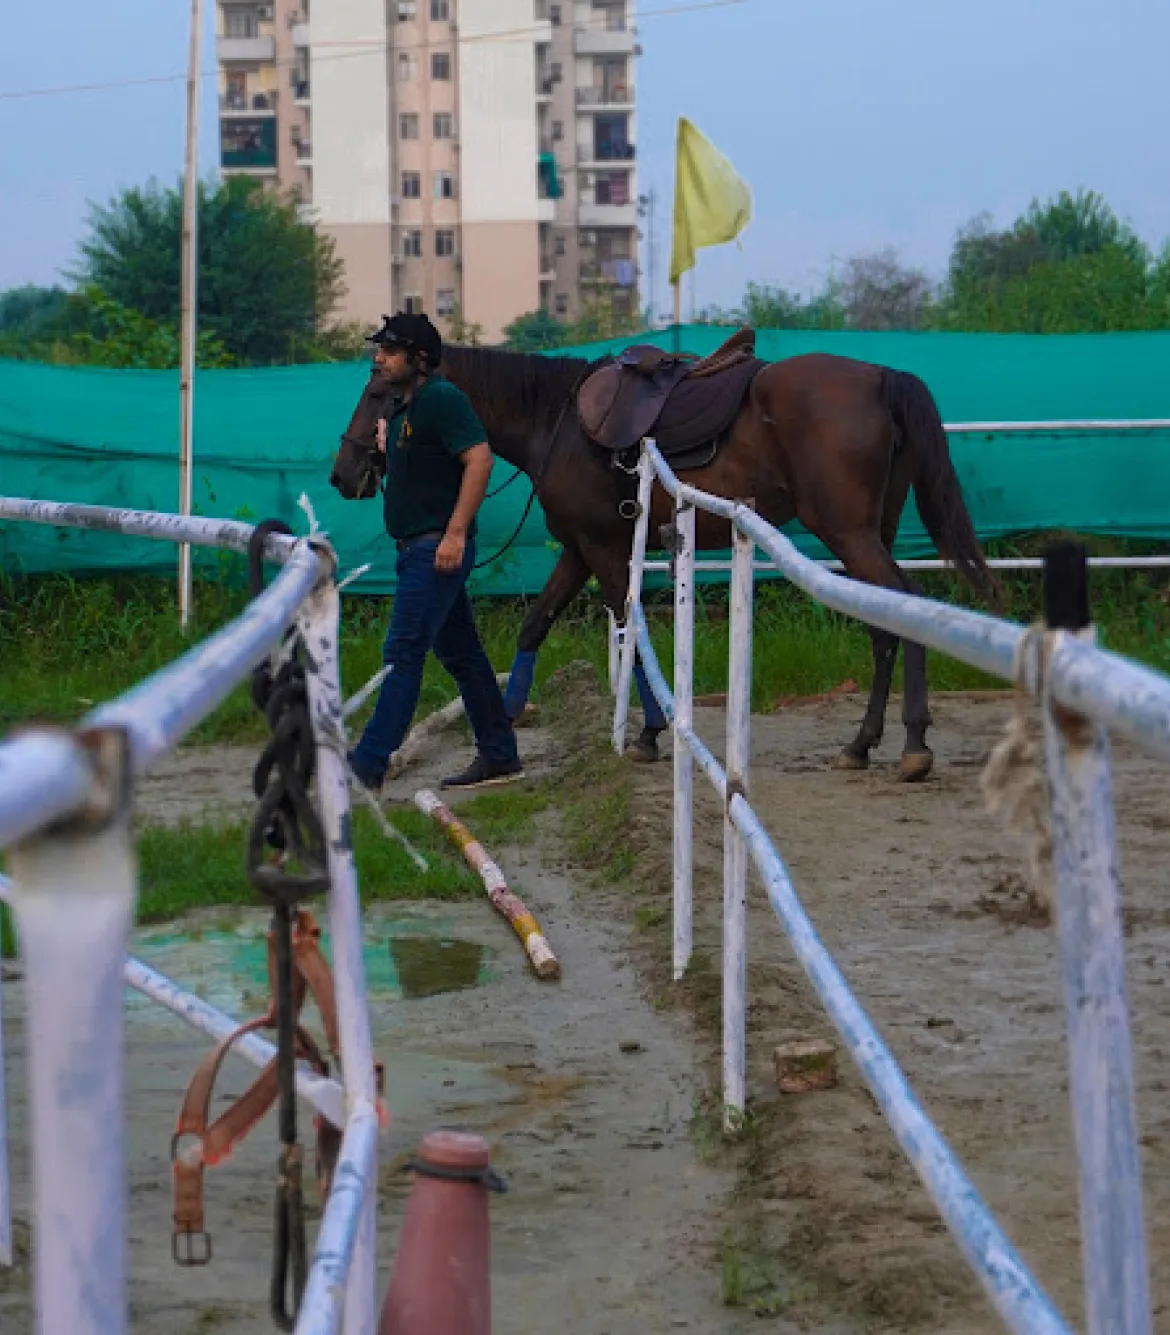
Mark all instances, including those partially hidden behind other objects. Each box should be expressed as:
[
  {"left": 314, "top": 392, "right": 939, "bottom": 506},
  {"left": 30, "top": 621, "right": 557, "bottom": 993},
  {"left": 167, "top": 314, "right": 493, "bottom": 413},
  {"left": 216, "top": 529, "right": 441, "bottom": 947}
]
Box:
[{"left": 171, "top": 909, "right": 383, "bottom": 1264}]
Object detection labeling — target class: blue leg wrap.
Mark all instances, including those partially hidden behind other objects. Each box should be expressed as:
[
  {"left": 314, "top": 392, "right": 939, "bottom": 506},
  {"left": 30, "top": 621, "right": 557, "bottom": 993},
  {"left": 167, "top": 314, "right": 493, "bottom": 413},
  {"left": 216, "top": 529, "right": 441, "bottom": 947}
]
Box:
[{"left": 503, "top": 649, "right": 538, "bottom": 720}]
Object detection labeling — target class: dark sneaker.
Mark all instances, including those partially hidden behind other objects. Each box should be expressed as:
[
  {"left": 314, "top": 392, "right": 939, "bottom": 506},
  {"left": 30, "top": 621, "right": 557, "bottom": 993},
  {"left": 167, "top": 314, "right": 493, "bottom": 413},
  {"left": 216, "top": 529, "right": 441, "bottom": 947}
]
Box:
[
  {"left": 440, "top": 755, "right": 525, "bottom": 790},
  {"left": 347, "top": 749, "right": 384, "bottom": 794}
]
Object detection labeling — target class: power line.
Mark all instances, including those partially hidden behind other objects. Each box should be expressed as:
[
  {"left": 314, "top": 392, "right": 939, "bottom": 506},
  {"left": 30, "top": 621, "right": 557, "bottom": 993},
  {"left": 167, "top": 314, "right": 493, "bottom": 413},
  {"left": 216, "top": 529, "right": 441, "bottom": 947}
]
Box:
[{"left": 0, "top": 0, "right": 748, "bottom": 104}]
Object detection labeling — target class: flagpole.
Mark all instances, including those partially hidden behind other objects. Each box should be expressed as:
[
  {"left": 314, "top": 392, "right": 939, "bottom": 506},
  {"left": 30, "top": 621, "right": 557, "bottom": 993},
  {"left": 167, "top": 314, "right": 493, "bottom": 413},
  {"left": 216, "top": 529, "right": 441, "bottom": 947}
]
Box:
[
  {"left": 672, "top": 280, "right": 681, "bottom": 352},
  {"left": 178, "top": 0, "right": 204, "bottom": 632}
]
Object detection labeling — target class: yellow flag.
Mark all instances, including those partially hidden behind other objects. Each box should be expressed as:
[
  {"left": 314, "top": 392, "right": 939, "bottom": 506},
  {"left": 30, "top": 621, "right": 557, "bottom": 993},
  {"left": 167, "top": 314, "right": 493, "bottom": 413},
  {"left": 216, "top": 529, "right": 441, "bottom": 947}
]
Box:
[{"left": 669, "top": 117, "right": 753, "bottom": 287}]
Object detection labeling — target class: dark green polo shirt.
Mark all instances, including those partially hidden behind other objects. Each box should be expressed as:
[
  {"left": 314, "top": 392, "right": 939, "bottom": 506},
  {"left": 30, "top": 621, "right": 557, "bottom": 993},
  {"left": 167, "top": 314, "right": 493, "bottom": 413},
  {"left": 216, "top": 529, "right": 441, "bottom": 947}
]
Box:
[{"left": 380, "top": 374, "right": 488, "bottom": 542}]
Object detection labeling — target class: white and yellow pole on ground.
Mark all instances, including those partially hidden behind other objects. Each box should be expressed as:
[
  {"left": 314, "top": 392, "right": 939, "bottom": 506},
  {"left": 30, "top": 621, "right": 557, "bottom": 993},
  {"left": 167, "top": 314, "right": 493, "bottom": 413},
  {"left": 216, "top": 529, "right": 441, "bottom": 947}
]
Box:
[{"left": 413, "top": 790, "right": 560, "bottom": 981}]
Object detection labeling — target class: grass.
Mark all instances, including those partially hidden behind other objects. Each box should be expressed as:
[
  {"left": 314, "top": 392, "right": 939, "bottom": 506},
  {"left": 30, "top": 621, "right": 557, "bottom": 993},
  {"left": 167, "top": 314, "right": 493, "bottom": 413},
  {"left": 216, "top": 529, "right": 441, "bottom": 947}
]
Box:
[
  {"left": 5, "top": 535, "right": 1170, "bottom": 740},
  {"left": 0, "top": 783, "right": 552, "bottom": 957}
]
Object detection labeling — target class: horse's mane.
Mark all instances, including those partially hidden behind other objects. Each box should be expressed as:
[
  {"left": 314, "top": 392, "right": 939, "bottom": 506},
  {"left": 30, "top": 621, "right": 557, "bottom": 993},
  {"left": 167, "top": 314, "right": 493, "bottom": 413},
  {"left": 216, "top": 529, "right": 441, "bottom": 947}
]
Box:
[{"left": 441, "top": 344, "right": 598, "bottom": 427}]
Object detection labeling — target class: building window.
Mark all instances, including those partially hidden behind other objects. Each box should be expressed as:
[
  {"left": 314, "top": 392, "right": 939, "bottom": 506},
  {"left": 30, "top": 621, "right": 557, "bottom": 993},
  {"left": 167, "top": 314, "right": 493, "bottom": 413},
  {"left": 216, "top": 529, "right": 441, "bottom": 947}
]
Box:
[
  {"left": 225, "top": 72, "right": 247, "bottom": 110},
  {"left": 436, "top": 288, "right": 456, "bottom": 316},
  {"left": 397, "top": 0, "right": 417, "bottom": 19},
  {"left": 555, "top": 234, "right": 566, "bottom": 256},
  {"left": 435, "top": 229, "right": 456, "bottom": 257},
  {"left": 552, "top": 120, "right": 564, "bottom": 142},
  {"left": 430, "top": 0, "right": 450, "bottom": 18},
  {"left": 403, "top": 294, "right": 424, "bottom": 315},
  {"left": 401, "top": 171, "right": 421, "bottom": 198},
  {"left": 431, "top": 52, "right": 452, "bottom": 80},
  {"left": 550, "top": 3, "right": 562, "bottom": 22},
  {"left": 433, "top": 112, "right": 454, "bottom": 140},
  {"left": 399, "top": 113, "right": 419, "bottom": 139},
  {"left": 402, "top": 229, "right": 423, "bottom": 257},
  {"left": 555, "top": 294, "right": 569, "bottom": 316},
  {"left": 434, "top": 172, "right": 456, "bottom": 200},
  {"left": 225, "top": 9, "right": 261, "bottom": 37},
  {"left": 397, "top": 52, "right": 417, "bottom": 81}
]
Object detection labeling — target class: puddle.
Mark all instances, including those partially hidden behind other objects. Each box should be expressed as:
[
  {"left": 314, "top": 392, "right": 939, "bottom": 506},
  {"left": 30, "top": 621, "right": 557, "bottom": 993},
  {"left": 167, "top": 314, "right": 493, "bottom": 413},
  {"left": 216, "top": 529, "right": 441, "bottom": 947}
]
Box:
[
  {"left": 129, "top": 908, "right": 497, "bottom": 1019},
  {"left": 390, "top": 936, "right": 485, "bottom": 999}
]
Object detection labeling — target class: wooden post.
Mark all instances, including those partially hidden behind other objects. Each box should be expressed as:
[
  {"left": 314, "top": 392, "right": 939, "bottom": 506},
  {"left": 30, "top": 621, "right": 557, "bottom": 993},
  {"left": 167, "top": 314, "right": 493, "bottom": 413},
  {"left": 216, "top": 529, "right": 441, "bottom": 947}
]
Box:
[{"left": 178, "top": 0, "right": 204, "bottom": 632}]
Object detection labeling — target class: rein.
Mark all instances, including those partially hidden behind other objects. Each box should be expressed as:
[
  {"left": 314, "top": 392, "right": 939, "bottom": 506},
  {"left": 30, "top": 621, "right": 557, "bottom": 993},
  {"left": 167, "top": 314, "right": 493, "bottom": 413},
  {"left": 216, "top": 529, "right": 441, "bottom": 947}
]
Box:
[{"left": 469, "top": 363, "right": 595, "bottom": 573}]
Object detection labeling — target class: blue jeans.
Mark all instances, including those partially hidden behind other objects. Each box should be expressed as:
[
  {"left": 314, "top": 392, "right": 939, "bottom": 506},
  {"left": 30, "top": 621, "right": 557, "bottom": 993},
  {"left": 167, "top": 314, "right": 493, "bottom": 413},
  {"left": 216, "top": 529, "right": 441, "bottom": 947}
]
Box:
[{"left": 351, "top": 536, "right": 519, "bottom": 781}]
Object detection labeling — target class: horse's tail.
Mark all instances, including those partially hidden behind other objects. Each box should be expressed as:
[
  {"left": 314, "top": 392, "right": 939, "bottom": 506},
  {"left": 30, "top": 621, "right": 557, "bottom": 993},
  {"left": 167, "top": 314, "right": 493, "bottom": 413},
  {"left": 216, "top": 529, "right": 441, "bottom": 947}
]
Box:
[{"left": 881, "top": 368, "right": 1002, "bottom": 607}]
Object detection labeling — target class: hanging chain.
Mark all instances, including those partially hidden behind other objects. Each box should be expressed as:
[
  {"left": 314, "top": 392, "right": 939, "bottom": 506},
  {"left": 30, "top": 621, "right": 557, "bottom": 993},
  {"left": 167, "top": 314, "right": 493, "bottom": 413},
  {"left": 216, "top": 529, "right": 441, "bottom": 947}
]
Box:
[{"left": 246, "top": 520, "right": 329, "bottom": 1329}]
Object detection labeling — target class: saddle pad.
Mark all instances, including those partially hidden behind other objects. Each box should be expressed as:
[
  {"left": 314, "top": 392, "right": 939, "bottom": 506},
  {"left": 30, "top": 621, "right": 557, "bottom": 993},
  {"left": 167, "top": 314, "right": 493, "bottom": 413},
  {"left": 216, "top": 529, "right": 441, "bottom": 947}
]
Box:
[{"left": 651, "top": 356, "right": 766, "bottom": 456}]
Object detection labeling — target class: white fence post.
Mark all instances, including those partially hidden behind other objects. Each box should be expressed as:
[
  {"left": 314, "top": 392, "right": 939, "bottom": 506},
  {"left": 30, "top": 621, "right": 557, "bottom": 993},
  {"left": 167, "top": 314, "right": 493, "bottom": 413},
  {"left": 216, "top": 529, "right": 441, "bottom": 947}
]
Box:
[
  {"left": 1039, "top": 545, "right": 1151, "bottom": 1335},
  {"left": 298, "top": 571, "right": 381, "bottom": 1335},
  {"left": 607, "top": 610, "right": 620, "bottom": 696},
  {"left": 673, "top": 499, "right": 696, "bottom": 981},
  {"left": 612, "top": 445, "right": 655, "bottom": 754},
  {"left": 4, "top": 728, "right": 135, "bottom": 1335},
  {"left": 723, "top": 517, "right": 754, "bottom": 1130},
  {"left": 0, "top": 925, "right": 11, "bottom": 1269}
]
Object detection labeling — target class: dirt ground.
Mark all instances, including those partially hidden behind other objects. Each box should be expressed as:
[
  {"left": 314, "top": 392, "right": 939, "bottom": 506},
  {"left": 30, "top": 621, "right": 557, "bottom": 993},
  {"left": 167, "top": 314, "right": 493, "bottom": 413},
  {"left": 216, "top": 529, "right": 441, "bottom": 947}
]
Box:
[
  {"left": 4, "top": 687, "right": 1170, "bottom": 1332},
  {"left": 622, "top": 690, "right": 1170, "bottom": 1331},
  {"left": 0, "top": 719, "right": 760, "bottom": 1335}
]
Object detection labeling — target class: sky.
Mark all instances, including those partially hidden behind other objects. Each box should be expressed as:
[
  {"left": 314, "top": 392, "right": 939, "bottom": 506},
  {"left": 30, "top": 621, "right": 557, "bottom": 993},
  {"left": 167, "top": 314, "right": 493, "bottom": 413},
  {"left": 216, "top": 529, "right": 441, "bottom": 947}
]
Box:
[{"left": 2, "top": 0, "right": 1169, "bottom": 320}]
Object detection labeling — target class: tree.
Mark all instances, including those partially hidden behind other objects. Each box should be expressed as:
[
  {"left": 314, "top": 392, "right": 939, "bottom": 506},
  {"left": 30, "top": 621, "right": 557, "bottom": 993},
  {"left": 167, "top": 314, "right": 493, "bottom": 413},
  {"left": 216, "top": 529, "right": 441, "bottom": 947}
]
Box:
[
  {"left": 0, "top": 285, "right": 70, "bottom": 336},
  {"left": 503, "top": 309, "right": 567, "bottom": 351},
  {"left": 839, "top": 248, "right": 934, "bottom": 330},
  {"left": 936, "top": 190, "right": 1157, "bottom": 332},
  {"left": 446, "top": 302, "right": 486, "bottom": 348},
  {"left": 74, "top": 176, "right": 345, "bottom": 364},
  {"left": 730, "top": 280, "right": 845, "bottom": 330}
]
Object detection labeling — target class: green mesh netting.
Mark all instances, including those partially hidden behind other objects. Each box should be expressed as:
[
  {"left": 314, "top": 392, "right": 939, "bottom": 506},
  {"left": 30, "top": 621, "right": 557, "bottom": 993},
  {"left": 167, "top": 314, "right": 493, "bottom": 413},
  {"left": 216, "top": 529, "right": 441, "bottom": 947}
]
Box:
[{"left": 3, "top": 326, "right": 1170, "bottom": 595}]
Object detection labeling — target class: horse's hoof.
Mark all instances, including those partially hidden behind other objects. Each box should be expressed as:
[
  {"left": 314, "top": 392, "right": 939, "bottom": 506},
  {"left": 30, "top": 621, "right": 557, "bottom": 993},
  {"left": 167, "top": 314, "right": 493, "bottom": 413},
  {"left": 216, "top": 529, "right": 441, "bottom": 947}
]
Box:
[
  {"left": 513, "top": 703, "right": 539, "bottom": 729},
  {"left": 833, "top": 748, "right": 869, "bottom": 772},
  {"left": 628, "top": 737, "right": 660, "bottom": 764},
  {"left": 897, "top": 751, "right": 934, "bottom": 783}
]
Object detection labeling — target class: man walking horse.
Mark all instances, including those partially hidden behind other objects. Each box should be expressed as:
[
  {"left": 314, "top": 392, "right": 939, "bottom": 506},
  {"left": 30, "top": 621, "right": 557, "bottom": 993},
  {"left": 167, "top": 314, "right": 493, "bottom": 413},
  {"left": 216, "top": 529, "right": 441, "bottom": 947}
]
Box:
[{"left": 333, "top": 319, "right": 998, "bottom": 782}]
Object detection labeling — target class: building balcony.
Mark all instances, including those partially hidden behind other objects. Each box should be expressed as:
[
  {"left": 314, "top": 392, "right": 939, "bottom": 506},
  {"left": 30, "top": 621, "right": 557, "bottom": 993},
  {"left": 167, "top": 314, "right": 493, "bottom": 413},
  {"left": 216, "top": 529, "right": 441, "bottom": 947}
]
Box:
[
  {"left": 221, "top": 116, "right": 278, "bottom": 170},
  {"left": 219, "top": 35, "right": 276, "bottom": 63},
  {"left": 292, "top": 22, "right": 309, "bottom": 47},
  {"left": 537, "top": 198, "right": 558, "bottom": 223},
  {"left": 532, "top": 19, "right": 553, "bottom": 43},
  {"left": 295, "top": 141, "right": 313, "bottom": 166},
  {"left": 578, "top": 201, "right": 637, "bottom": 227},
  {"left": 293, "top": 79, "right": 311, "bottom": 104},
  {"left": 581, "top": 257, "right": 637, "bottom": 286},
  {"left": 582, "top": 144, "right": 636, "bottom": 167},
  {"left": 220, "top": 91, "right": 277, "bottom": 115},
  {"left": 576, "top": 85, "right": 633, "bottom": 110},
  {"left": 574, "top": 25, "right": 637, "bottom": 56}
]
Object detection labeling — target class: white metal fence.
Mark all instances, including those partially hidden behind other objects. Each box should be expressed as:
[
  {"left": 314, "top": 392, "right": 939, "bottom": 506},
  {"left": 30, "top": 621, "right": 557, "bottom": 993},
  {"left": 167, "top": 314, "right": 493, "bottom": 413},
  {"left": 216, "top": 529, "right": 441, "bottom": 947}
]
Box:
[
  {"left": 611, "top": 439, "right": 1165, "bottom": 1335},
  {"left": 0, "top": 497, "right": 380, "bottom": 1335}
]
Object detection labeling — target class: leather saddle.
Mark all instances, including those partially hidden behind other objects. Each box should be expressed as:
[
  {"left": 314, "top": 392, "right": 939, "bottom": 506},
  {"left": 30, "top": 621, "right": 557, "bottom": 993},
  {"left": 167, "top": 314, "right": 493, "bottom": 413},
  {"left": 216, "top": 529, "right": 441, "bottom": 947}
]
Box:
[{"left": 577, "top": 327, "right": 765, "bottom": 471}]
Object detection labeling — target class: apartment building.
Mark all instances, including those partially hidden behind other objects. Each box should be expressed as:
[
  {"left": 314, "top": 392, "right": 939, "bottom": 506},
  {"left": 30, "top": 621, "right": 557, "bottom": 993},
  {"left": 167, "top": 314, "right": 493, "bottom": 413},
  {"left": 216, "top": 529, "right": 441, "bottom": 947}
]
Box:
[{"left": 215, "top": 0, "right": 640, "bottom": 342}]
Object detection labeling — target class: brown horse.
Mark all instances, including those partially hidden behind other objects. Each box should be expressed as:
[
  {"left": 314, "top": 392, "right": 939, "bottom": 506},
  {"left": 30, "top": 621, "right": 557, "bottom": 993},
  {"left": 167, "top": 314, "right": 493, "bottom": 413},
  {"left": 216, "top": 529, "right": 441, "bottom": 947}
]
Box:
[{"left": 331, "top": 335, "right": 997, "bottom": 781}]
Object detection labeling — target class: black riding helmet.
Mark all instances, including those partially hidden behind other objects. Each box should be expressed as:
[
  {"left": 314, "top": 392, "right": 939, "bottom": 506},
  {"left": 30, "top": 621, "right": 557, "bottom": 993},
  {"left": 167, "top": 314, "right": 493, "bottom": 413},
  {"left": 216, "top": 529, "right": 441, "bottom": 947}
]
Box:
[{"left": 366, "top": 311, "right": 443, "bottom": 368}]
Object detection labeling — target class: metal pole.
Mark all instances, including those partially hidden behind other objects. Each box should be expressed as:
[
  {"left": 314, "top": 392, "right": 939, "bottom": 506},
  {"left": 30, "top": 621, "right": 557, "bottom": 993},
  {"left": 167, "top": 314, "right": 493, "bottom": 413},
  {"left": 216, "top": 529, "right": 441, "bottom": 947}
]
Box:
[
  {"left": 0, "top": 921, "right": 10, "bottom": 1269},
  {"left": 612, "top": 446, "right": 654, "bottom": 755},
  {"left": 178, "top": 0, "right": 204, "bottom": 631},
  {"left": 722, "top": 517, "right": 754, "bottom": 1131},
  {"left": 298, "top": 573, "right": 380, "bottom": 1335},
  {"left": 1039, "top": 543, "right": 1151, "bottom": 1335},
  {"left": 672, "top": 498, "right": 695, "bottom": 981},
  {"left": 5, "top": 728, "right": 134, "bottom": 1335}
]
